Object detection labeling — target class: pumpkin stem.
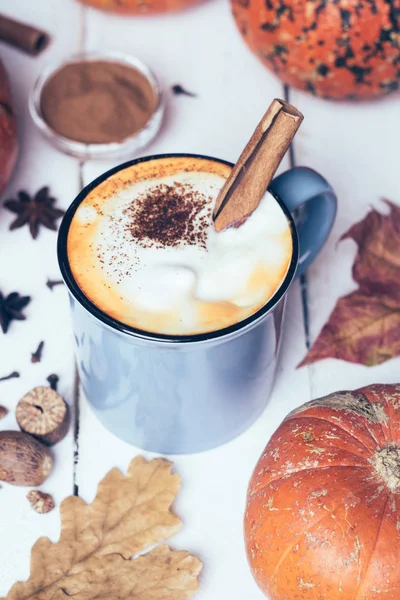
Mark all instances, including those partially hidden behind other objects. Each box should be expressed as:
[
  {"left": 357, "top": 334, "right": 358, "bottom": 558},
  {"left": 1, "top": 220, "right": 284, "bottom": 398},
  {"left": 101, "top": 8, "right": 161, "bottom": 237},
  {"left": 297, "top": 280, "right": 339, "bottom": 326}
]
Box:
[{"left": 373, "top": 446, "right": 400, "bottom": 493}]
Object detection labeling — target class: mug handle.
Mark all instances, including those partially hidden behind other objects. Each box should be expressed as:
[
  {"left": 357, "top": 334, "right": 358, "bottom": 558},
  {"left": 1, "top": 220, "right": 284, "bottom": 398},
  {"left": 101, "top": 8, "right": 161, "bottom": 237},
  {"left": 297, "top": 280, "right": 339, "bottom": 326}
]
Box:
[{"left": 269, "top": 166, "right": 337, "bottom": 277}]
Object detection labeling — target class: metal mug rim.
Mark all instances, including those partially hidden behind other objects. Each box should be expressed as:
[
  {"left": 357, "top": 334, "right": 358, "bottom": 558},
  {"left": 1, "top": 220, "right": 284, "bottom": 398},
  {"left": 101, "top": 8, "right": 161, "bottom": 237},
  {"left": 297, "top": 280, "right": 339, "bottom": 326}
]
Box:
[{"left": 57, "top": 153, "right": 299, "bottom": 345}]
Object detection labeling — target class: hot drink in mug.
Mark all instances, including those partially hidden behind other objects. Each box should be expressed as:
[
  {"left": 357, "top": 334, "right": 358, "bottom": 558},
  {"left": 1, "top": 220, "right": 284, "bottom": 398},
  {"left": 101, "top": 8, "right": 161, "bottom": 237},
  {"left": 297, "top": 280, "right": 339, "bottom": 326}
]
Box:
[
  {"left": 58, "top": 153, "right": 336, "bottom": 453},
  {"left": 67, "top": 156, "right": 293, "bottom": 336}
]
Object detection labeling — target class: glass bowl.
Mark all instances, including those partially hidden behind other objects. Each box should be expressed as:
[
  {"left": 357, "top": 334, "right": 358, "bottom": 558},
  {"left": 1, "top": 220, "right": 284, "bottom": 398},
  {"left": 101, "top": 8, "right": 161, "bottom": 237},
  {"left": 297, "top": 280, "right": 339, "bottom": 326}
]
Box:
[{"left": 29, "top": 51, "right": 165, "bottom": 161}]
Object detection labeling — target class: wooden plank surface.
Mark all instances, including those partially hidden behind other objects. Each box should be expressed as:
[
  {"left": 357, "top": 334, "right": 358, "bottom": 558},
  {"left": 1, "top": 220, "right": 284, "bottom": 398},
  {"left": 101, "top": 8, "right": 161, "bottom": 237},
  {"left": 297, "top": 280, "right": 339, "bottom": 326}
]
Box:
[
  {"left": 3, "top": 0, "right": 399, "bottom": 598},
  {"left": 0, "top": 0, "right": 81, "bottom": 592}
]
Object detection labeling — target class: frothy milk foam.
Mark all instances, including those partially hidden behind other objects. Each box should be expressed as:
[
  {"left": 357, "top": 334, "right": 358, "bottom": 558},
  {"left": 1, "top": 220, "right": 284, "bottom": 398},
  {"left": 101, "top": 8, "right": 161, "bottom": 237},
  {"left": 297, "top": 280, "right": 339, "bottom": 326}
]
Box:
[{"left": 67, "top": 157, "right": 293, "bottom": 335}]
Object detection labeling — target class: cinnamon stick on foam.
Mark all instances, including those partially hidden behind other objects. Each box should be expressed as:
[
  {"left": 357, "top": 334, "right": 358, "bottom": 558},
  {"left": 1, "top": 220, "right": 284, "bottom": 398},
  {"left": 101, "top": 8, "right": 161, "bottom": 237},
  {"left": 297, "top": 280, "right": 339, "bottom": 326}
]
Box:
[{"left": 213, "top": 99, "right": 303, "bottom": 232}]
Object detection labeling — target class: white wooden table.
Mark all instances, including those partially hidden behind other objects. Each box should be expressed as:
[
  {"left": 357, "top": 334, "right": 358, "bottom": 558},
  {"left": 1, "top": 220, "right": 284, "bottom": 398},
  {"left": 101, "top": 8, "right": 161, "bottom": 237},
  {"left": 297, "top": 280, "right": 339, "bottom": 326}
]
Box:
[{"left": 0, "top": 0, "right": 399, "bottom": 596}]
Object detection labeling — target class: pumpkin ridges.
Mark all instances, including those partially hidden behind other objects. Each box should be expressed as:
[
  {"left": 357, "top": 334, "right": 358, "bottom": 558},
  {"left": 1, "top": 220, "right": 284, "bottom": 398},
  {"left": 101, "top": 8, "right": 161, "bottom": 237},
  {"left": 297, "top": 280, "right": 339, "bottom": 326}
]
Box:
[
  {"left": 358, "top": 385, "right": 394, "bottom": 447},
  {"left": 289, "top": 394, "right": 388, "bottom": 450},
  {"left": 271, "top": 494, "right": 387, "bottom": 599},
  {"left": 246, "top": 468, "right": 390, "bottom": 599},
  {"left": 353, "top": 496, "right": 390, "bottom": 600},
  {"left": 355, "top": 493, "right": 400, "bottom": 599},
  {"left": 266, "top": 493, "right": 365, "bottom": 588},
  {"left": 290, "top": 390, "right": 389, "bottom": 425},
  {"left": 286, "top": 413, "right": 376, "bottom": 456},
  {"left": 370, "top": 389, "right": 399, "bottom": 442},
  {"left": 362, "top": 384, "right": 400, "bottom": 445},
  {"left": 246, "top": 464, "right": 385, "bottom": 513},
  {"left": 248, "top": 465, "right": 372, "bottom": 501},
  {"left": 248, "top": 413, "right": 374, "bottom": 495},
  {"left": 246, "top": 464, "right": 379, "bottom": 520}
]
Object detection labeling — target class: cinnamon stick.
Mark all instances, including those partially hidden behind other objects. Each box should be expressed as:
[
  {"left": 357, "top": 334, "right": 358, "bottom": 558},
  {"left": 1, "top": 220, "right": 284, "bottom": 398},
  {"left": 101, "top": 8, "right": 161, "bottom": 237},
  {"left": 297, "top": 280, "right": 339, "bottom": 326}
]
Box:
[
  {"left": 213, "top": 99, "right": 303, "bottom": 232},
  {"left": 0, "top": 14, "right": 50, "bottom": 56}
]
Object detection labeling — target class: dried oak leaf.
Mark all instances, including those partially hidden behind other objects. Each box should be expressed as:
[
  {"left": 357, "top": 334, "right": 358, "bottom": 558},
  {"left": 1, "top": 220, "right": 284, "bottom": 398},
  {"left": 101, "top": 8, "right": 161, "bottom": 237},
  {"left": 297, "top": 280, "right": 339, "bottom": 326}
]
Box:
[
  {"left": 3, "top": 456, "right": 202, "bottom": 600},
  {"left": 300, "top": 200, "right": 400, "bottom": 367}
]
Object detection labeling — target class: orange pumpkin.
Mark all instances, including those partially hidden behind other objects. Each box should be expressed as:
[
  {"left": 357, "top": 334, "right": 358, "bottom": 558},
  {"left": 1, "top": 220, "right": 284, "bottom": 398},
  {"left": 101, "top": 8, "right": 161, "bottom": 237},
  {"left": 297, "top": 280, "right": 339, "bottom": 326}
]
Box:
[
  {"left": 231, "top": 0, "right": 400, "bottom": 100},
  {"left": 0, "top": 59, "right": 18, "bottom": 196},
  {"left": 78, "top": 0, "right": 202, "bottom": 14},
  {"left": 245, "top": 384, "right": 400, "bottom": 599}
]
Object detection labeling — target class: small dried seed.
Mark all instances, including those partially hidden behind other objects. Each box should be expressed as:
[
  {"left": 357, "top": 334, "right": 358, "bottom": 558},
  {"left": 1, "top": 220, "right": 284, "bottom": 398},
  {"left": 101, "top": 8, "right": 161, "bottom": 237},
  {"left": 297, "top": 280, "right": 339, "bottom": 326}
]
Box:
[
  {"left": 171, "top": 84, "right": 197, "bottom": 97},
  {"left": 27, "top": 490, "right": 55, "bottom": 513},
  {"left": 47, "top": 374, "right": 59, "bottom": 391},
  {"left": 46, "top": 279, "right": 64, "bottom": 291},
  {"left": 0, "top": 371, "right": 19, "bottom": 383},
  {"left": 31, "top": 341, "right": 44, "bottom": 363}
]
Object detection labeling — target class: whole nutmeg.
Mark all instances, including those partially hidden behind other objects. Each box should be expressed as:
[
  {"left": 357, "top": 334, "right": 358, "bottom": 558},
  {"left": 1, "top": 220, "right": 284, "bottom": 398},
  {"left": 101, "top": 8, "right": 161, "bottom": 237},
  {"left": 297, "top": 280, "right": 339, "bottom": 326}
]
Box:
[
  {"left": 16, "top": 386, "right": 70, "bottom": 446},
  {"left": 0, "top": 431, "right": 53, "bottom": 486}
]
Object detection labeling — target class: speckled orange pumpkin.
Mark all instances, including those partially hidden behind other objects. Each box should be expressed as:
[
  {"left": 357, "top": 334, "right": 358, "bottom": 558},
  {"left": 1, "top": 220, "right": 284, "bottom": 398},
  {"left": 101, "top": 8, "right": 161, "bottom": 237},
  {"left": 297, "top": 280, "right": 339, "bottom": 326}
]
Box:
[
  {"left": 231, "top": 0, "right": 400, "bottom": 99},
  {"left": 78, "top": 0, "right": 202, "bottom": 14},
  {"left": 245, "top": 384, "right": 400, "bottom": 599}
]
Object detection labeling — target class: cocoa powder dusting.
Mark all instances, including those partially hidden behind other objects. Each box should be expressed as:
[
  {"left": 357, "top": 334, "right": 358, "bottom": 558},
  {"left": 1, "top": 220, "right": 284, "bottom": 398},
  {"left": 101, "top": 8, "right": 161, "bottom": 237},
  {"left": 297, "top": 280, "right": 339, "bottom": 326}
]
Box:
[{"left": 126, "top": 183, "right": 211, "bottom": 249}]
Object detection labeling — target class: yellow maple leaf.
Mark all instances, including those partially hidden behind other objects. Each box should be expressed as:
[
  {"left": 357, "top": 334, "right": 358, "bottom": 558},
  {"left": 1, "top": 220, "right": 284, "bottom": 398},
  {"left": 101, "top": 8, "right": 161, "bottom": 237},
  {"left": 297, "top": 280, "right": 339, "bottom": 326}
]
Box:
[{"left": 3, "top": 456, "right": 202, "bottom": 600}]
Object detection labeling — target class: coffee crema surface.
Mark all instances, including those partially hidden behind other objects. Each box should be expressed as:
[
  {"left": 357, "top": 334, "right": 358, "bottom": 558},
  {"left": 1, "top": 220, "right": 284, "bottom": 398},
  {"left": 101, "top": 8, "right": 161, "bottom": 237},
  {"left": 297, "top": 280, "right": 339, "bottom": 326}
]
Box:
[{"left": 67, "top": 157, "right": 293, "bottom": 335}]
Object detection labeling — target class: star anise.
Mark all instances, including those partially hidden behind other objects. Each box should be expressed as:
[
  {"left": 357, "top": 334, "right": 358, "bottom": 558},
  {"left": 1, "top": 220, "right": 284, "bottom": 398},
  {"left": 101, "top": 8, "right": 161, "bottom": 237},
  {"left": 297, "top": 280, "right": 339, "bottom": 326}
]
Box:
[
  {"left": 0, "top": 291, "right": 31, "bottom": 334},
  {"left": 4, "top": 187, "right": 65, "bottom": 239}
]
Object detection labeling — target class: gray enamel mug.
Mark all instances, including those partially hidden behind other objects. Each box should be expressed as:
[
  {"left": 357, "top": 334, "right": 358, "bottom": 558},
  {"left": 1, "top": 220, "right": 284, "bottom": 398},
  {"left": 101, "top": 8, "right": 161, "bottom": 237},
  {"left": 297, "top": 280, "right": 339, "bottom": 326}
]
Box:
[{"left": 58, "top": 154, "right": 337, "bottom": 454}]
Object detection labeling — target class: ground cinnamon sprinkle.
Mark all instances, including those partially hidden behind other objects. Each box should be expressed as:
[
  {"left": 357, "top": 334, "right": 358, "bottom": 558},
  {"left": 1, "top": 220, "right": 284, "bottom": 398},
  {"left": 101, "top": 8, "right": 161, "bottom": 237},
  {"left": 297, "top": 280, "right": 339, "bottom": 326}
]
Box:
[
  {"left": 126, "top": 183, "right": 211, "bottom": 249},
  {"left": 40, "top": 60, "right": 156, "bottom": 144}
]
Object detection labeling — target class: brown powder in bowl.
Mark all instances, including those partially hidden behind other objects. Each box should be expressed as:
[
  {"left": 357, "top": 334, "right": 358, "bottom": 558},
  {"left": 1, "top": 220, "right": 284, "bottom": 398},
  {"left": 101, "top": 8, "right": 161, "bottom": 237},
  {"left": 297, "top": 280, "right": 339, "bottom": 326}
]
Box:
[{"left": 40, "top": 60, "right": 157, "bottom": 144}]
